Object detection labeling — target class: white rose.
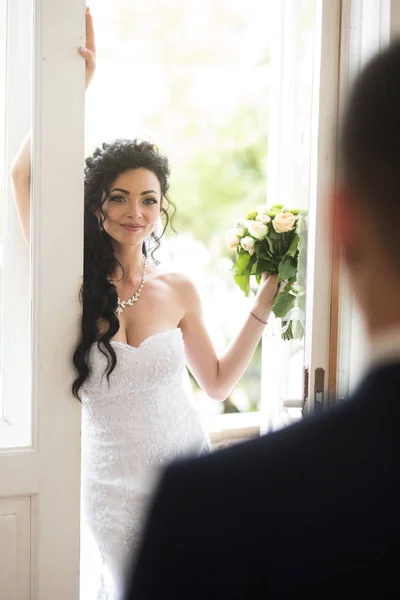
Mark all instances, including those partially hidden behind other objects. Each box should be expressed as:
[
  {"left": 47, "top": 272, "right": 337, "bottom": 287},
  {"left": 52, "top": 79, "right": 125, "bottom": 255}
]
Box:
[
  {"left": 256, "top": 213, "right": 271, "bottom": 225},
  {"left": 235, "top": 218, "right": 247, "bottom": 229},
  {"left": 255, "top": 205, "right": 271, "bottom": 225},
  {"left": 240, "top": 236, "right": 255, "bottom": 253},
  {"left": 233, "top": 227, "right": 245, "bottom": 238},
  {"left": 225, "top": 229, "right": 240, "bottom": 251},
  {"left": 246, "top": 220, "right": 268, "bottom": 240},
  {"left": 272, "top": 211, "right": 296, "bottom": 233}
]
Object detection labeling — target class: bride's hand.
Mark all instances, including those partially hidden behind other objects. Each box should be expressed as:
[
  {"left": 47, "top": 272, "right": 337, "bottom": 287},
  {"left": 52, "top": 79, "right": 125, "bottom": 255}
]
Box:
[
  {"left": 252, "top": 273, "right": 279, "bottom": 321},
  {"left": 79, "top": 7, "right": 96, "bottom": 91}
]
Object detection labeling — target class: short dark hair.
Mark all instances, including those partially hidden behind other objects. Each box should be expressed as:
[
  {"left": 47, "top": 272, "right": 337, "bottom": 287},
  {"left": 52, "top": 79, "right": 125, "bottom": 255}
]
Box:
[{"left": 340, "top": 41, "right": 400, "bottom": 269}]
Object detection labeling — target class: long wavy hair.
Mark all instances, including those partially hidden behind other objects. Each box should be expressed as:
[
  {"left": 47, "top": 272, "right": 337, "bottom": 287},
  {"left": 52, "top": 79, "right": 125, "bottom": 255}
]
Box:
[{"left": 72, "top": 139, "right": 175, "bottom": 399}]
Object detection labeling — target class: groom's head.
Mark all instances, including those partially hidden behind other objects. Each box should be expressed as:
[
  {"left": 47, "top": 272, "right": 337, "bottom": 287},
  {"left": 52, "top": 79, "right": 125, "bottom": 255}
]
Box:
[{"left": 336, "top": 41, "right": 400, "bottom": 333}]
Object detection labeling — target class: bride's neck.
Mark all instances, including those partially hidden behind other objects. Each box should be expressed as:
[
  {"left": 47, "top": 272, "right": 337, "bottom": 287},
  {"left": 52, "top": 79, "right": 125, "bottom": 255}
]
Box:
[{"left": 112, "top": 244, "right": 146, "bottom": 283}]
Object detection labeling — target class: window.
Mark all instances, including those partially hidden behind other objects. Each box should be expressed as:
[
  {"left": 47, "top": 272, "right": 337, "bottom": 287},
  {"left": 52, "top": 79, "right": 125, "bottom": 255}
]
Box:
[
  {"left": 0, "top": 0, "right": 32, "bottom": 449},
  {"left": 260, "top": 0, "right": 316, "bottom": 432},
  {"left": 261, "top": 0, "right": 341, "bottom": 432}
]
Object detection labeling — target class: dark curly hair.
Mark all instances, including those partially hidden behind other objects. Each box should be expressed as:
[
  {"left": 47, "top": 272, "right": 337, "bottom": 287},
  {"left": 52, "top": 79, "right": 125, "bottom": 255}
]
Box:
[{"left": 72, "top": 138, "right": 175, "bottom": 399}]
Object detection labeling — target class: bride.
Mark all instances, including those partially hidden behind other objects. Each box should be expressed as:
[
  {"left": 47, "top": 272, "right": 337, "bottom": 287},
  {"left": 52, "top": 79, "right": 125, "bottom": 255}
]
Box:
[{"left": 11, "top": 8, "right": 278, "bottom": 599}]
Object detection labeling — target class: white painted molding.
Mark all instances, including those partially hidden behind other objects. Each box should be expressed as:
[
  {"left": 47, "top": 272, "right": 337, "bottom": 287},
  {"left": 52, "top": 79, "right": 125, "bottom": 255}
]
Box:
[{"left": 335, "top": 0, "right": 391, "bottom": 400}]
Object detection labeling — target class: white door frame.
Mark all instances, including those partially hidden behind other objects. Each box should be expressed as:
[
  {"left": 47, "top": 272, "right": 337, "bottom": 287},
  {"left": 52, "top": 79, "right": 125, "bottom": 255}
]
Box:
[
  {"left": 304, "top": 0, "right": 341, "bottom": 413},
  {"left": 0, "top": 0, "right": 85, "bottom": 598}
]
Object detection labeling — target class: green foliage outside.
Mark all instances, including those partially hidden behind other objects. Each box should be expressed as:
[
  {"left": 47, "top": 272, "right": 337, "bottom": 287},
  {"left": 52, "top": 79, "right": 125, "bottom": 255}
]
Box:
[{"left": 166, "top": 106, "right": 269, "bottom": 412}]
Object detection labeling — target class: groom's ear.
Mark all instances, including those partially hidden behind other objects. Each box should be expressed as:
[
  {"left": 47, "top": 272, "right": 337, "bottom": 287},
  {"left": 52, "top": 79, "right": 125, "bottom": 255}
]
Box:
[{"left": 333, "top": 185, "right": 365, "bottom": 270}]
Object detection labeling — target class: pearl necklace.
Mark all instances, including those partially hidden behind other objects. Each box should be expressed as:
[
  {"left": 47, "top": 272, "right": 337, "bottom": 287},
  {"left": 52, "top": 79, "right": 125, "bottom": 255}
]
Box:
[{"left": 108, "top": 257, "right": 148, "bottom": 317}]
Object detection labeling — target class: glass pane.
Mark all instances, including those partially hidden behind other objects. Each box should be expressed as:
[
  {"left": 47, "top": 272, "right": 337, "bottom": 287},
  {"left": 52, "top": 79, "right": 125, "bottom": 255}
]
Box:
[
  {"left": 261, "top": 0, "right": 315, "bottom": 432},
  {"left": 0, "top": 0, "right": 32, "bottom": 449},
  {"left": 0, "top": 0, "right": 6, "bottom": 399}
]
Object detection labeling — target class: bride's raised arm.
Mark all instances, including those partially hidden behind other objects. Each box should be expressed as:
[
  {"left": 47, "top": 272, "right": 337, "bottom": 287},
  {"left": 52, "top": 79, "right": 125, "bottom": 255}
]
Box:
[
  {"left": 177, "top": 271, "right": 278, "bottom": 401},
  {"left": 79, "top": 7, "right": 96, "bottom": 90},
  {"left": 10, "top": 7, "right": 96, "bottom": 245}
]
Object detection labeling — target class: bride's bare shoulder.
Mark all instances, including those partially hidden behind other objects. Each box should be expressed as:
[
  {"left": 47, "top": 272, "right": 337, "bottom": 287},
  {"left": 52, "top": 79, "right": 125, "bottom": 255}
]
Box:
[{"left": 155, "top": 270, "right": 200, "bottom": 303}]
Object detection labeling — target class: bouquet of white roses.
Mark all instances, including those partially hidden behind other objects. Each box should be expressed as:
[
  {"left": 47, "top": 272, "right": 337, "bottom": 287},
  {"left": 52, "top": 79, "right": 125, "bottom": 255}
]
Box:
[{"left": 225, "top": 204, "right": 303, "bottom": 341}]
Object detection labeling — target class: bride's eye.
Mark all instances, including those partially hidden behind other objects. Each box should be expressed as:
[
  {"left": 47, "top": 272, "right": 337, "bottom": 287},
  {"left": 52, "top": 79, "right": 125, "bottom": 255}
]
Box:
[
  {"left": 109, "top": 195, "right": 126, "bottom": 203},
  {"left": 143, "top": 197, "right": 157, "bottom": 205}
]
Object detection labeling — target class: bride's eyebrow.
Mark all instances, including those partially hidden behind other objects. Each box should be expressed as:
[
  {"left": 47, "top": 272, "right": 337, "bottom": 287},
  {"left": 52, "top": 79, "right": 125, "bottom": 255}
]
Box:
[
  {"left": 110, "top": 187, "right": 130, "bottom": 194},
  {"left": 108, "top": 188, "right": 160, "bottom": 196},
  {"left": 140, "top": 190, "right": 160, "bottom": 196}
]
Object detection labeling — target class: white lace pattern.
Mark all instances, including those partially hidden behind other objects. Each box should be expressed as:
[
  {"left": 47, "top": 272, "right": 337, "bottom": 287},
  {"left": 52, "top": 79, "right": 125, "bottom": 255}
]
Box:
[{"left": 81, "top": 329, "right": 210, "bottom": 599}]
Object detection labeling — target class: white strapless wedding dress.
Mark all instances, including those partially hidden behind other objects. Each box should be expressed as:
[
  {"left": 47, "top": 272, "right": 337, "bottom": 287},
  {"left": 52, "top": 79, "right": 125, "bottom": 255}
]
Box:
[{"left": 81, "top": 328, "right": 210, "bottom": 600}]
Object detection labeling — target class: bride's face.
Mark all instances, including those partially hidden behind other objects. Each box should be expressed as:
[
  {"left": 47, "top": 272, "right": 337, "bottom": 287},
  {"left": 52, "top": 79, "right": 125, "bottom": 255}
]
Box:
[{"left": 101, "top": 168, "right": 162, "bottom": 247}]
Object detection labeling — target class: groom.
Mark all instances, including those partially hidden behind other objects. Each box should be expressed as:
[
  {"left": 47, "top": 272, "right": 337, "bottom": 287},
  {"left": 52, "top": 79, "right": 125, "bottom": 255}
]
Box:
[{"left": 124, "top": 43, "right": 400, "bottom": 597}]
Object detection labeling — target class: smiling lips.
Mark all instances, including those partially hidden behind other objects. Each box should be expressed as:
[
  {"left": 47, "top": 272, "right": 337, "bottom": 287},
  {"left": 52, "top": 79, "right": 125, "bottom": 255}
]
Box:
[{"left": 121, "top": 224, "right": 144, "bottom": 232}]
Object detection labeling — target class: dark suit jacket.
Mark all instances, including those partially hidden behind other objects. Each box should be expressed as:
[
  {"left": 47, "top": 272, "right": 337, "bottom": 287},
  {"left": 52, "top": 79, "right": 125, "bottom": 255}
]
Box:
[{"left": 124, "top": 363, "right": 400, "bottom": 598}]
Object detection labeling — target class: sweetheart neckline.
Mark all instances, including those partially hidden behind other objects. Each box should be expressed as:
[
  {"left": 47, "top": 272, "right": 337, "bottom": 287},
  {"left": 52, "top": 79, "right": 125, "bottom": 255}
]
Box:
[{"left": 109, "top": 328, "right": 182, "bottom": 351}]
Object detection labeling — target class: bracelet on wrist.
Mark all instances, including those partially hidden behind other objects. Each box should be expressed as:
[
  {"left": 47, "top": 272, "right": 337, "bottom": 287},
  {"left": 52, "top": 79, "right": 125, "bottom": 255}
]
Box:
[{"left": 250, "top": 311, "right": 268, "bottom": 326}]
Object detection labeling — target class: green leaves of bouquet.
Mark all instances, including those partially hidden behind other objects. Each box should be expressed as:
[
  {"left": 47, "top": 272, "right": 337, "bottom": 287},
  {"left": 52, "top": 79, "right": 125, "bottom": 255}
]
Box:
[{"left": 226, "top": 204, "right": 301, "bottom": 340}]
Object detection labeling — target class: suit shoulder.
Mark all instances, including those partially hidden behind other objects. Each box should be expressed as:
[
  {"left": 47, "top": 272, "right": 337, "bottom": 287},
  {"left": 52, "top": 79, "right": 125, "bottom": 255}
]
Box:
[{"left": 166, "top": 395, "right": 373, "bottom": 493}]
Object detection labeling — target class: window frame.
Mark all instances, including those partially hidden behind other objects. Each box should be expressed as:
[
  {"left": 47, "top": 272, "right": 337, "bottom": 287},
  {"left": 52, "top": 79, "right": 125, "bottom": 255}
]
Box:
[
  {"left": 334, "top": 0, "right": 391, "bottom": 400},
  {"left": 0, "top": 0, "right": 32, "bottom": 449}
]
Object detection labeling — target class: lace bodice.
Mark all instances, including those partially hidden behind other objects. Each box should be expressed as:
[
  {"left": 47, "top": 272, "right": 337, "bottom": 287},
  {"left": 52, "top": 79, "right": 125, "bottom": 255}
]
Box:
[
  {"left": 83, "top": 329, "right": 187, "bottom": 398},
  {"left": 80, "top": 328, "right": 210, "bottom": 599},
  {"left": 82, "top": 328, "right": 209, "bottom": 462}
]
